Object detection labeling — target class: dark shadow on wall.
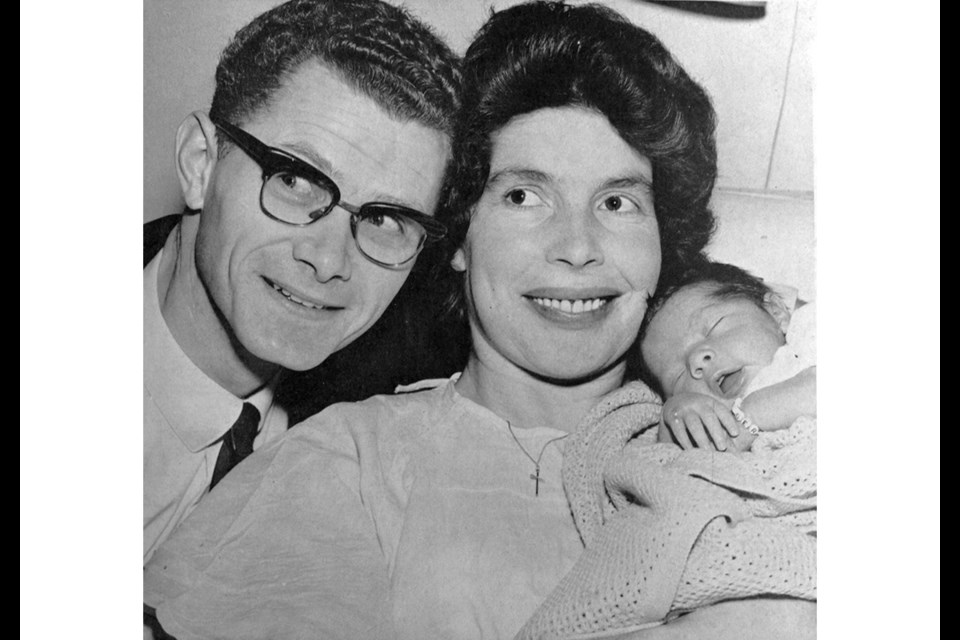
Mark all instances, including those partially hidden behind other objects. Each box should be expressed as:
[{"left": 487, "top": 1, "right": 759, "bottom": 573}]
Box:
[{"left": 642, "top": 1, "right": 766, "bottom": 20}]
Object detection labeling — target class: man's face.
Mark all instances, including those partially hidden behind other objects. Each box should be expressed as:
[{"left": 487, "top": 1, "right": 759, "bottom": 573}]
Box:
[
  {"left": 194, "top": 61, "right": 450, "bottom": 371},
  {"left": 641, "top": 285, "right": 786, "bottom": 401}
]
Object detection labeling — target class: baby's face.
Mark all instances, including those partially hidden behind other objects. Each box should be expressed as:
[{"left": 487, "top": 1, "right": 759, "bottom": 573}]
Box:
[{"left": 641, "top": 284, "right": 786, "bottom": 401}]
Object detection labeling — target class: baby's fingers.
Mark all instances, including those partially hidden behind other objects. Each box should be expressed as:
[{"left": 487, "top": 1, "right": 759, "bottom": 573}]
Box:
[
  {"left": 663, "top": 412, "right": 694, "bottom": 449},
  {"left": 683, "top": 416, "right": 715, "bottom": 450},
  {"left": 716, "top": 408, "right": 740, "bottom": 439},
  {"left": 656, "top": 420, "right": 675, "bottom": 444},
  {"left": 700, "top": 412, "right": 732, "bottom": 451}
]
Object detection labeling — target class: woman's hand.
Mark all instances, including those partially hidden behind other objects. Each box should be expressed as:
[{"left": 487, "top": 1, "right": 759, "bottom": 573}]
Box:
[{"left": 659, "top": 392, "right": 740, "bottom": 451}]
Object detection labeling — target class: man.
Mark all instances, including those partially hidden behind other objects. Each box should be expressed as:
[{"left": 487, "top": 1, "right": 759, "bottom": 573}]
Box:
[{"left": 144, "top": 0, "right": 460, "bottom": 564}]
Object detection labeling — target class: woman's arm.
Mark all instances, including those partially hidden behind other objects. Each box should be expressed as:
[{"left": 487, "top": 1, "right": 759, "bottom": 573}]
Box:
[
  {"left": 611, "top": 598, "right": 816, "bottom": 640},
  {"left": 741, "top": 366, "right": 816, "bottom": 432}
]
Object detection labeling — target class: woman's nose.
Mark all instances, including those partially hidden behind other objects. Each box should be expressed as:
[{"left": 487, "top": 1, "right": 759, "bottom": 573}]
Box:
[
  {"left": 292, "top": 208, "right": 354, "bottom": 282},
  {"left": 544, "top": 206, "right": 605, "bottom": 268},
  {"left": 686, "top": 345, "right": 716, "bottom": 380}
]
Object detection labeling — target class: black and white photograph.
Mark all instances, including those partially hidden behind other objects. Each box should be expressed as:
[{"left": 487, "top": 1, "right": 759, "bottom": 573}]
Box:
[{"left": 19, "top": 1, "right": 939, "bottom": 638}]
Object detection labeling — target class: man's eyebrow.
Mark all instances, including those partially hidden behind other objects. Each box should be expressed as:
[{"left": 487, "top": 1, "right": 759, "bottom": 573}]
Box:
[
  {"left": 282, "top": 141, "right": 426, "bottom": 211},
  {"left": 281, "top": 141, "right": 334, "bottom": 175},
  {"left": 486, "top": 168, "right": 554, "bottom": 188}
]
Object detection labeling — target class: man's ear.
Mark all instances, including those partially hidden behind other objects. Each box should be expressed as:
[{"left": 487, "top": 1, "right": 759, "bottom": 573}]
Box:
[
  {"left": 763, "top": 291, "right": 791, "bottom": 333},
  {"left": 451, "top": 247, "right": 467, "bottom": 272},
  {"left": 175, "top": 111, "right": 219, "bottom": 211}
]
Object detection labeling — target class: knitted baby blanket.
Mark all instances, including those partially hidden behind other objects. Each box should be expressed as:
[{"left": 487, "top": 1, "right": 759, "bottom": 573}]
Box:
[{"left": 516, "top": 382, "right": 816, "bottom": 640}]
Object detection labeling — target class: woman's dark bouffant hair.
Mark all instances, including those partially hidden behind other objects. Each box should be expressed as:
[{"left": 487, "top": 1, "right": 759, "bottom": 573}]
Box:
[{"left": 435, "top": 0, "right": 718, "bottom": 316}]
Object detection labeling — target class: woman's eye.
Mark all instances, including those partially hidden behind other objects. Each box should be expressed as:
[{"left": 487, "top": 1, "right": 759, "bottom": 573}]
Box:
[
  {"left": 599, "top": 194, "right": 640, "bottom": 214},
  {"left": 504, "top": 188, "right": 544, "bottom": 207},
  {"left": 366, "top": 212, "right": 405, "bottom": 234}
]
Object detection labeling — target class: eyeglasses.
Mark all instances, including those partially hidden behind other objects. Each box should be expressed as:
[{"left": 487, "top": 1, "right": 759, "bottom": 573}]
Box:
[{"left": 210, "top": 114, "right": 446, "bottom": 268}]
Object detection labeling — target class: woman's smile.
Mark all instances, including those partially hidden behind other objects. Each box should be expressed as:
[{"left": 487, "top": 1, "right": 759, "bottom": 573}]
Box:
[
  {"left": 523, "top": 287, "right": 620, "bottom": 327},
  {"left": 529, "top": 296, "right": 610, "bottom": 315}
]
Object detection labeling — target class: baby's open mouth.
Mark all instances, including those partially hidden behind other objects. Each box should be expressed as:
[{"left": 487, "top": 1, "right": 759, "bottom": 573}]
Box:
[{"left": 716, "top": 368, "right": 745, "bottom": 396}]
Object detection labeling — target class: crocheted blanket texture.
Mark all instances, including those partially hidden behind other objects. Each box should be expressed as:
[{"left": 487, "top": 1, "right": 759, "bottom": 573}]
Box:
[{"left": 516, "top": 382, "right": 816, "bottom": 640}]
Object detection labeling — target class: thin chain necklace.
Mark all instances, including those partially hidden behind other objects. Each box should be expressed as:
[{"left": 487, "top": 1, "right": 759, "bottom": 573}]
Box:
[{"left": 506, "top": 421, "right": 569, "bottom": 497}]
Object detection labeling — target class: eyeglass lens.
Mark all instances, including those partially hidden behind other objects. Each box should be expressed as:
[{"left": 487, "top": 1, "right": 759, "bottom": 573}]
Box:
[{"left": 262, "top": 170, "right": 426, "bottom": 266}]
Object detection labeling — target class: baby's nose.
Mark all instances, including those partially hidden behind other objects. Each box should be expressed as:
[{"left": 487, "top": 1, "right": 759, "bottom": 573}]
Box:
[{"left": 686, "top": 346, "right": 716, "bottom": 380}]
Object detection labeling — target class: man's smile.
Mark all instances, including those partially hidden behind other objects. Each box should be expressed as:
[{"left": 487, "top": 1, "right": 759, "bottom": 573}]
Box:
[{"left": 263, "top": 277, "right": 344, "bottom": 311}]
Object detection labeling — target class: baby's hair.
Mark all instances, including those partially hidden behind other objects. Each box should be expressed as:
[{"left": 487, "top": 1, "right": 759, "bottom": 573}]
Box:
[{"left": 634, "top": 259, "right": 773, "bottom": 396}]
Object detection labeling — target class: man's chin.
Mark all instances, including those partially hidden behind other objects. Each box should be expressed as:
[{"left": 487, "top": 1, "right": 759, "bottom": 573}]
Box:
[
  {"left": 233, "top": 329, "right": 339, "bottom": 375},
  {"left": 235, "top": 308, "right": 379, "bottom": 374},
  {"left": 261, "top": 343, "right": 340, "bottom": 373}
]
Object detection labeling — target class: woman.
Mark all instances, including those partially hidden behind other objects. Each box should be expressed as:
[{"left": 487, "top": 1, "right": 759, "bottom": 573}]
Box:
[{"left": 144, "top": 3, "right": 814, "bottom": 637}]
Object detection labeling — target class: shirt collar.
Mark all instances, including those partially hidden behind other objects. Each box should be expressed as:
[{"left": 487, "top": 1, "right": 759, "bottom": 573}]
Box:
[{"left": 144, "top": 249, "right": 276, "bottom": 452}]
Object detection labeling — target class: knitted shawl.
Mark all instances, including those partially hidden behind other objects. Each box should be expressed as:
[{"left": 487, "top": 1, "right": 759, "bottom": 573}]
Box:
[{"left": 516, "top": 382, "right": 817, "bottom": 640}]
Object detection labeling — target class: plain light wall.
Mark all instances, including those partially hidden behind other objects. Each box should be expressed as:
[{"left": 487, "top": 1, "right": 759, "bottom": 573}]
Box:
[{"left": 144, "top": 0, "right": 814, "bottom": 220}]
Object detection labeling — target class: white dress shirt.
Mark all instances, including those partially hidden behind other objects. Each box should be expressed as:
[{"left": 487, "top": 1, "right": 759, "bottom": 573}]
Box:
[{"left": 143, "top": 249, "right": 287, "bottom": 564}]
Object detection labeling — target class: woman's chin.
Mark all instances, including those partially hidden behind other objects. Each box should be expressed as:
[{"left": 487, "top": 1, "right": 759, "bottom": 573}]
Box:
[{"left": 521, "top": 353, "right": 627, "bottom": 387}]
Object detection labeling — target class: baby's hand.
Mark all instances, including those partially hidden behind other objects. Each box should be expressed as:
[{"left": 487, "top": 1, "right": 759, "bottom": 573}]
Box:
[{"left": 659, "top": 392, "right": 740, "bottom": 451}]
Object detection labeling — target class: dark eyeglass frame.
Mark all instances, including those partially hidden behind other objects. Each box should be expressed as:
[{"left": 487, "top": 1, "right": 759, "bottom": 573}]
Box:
[{"left": 209, "top": 114, "right": 447, "bottom": 268}]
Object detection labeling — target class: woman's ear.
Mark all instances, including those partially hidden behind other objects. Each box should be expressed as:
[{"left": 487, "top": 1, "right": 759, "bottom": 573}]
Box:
[
  {"left": 451, "top": 247, "right": 467, "bottom": 272},
  {"left": 763, "top": 291, "right": 791, "bottom": 333},
  {"left": 175, "top": 111, "right": 219, "bottom": 211}
]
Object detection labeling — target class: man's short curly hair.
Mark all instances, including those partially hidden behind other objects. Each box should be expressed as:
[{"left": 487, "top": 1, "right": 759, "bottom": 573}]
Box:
[
  {"left": 436, "top": 0, "right": 717, "bottom": 315},
  {"left": 209, "top": 0, "right": 461, "bottom": 138}
]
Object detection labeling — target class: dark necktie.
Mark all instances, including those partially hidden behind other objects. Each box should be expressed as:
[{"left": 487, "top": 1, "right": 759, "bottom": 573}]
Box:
[{"left": 210, "top": 402, "right": 260, "bottom": 489}]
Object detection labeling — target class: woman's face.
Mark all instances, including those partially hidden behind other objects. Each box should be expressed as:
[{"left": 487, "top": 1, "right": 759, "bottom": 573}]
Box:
[{"left": 452, "top": 107, "right": 661, "bottom": 382}]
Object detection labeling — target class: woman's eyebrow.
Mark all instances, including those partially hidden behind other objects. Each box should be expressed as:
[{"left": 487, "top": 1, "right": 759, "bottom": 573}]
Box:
[
  {"left": 487, "top": 167, "right": 553, "bottom": 187},
  {"left": 600, "top": 175, "right": 653, "bottom": 193}
]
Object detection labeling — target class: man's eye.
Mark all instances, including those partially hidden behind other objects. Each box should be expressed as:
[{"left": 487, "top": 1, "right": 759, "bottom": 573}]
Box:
[
  {"left": 599, "top": 194, "right": 640, "bottom": 214},
  {"left": 275, "top": 172, "right": 316, "bottom": 197},
  {"left": 504, "top": 188, "right": 544, "bottom": 207}
]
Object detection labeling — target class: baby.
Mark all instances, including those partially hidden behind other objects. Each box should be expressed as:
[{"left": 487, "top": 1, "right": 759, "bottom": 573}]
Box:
[
  {"left": 640, "top": 260, "right": 816, "bottom": 452},
  {"left": 517, "top": 261, "right": 816, "bottom": 639}
]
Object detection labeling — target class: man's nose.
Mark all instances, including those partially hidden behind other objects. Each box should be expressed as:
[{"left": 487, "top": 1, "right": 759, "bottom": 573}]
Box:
[
  {"left": 686, "top": 345, "right": 716, "bottom": 380},
  {"left": 544, "top": 205, "right": 605, "bottom": 268},
  {"left": 292, "top": 207, "right": 354, "bottom": 282}
]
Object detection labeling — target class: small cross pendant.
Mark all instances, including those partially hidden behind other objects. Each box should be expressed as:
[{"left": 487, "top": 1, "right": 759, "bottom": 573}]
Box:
[{"left": 530, "top": 466, "right": 542, "bottom": 496}]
